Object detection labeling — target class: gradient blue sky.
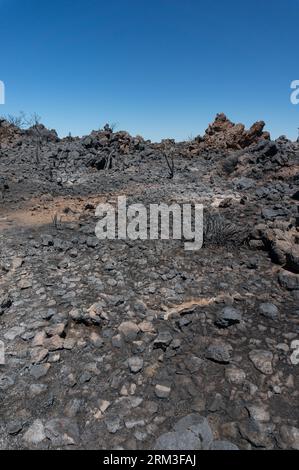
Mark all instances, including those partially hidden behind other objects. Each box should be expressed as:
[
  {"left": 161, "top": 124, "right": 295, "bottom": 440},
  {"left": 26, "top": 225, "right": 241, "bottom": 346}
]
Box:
[{"left": 0, "top": 0, "right": 298, "bottom": 141}]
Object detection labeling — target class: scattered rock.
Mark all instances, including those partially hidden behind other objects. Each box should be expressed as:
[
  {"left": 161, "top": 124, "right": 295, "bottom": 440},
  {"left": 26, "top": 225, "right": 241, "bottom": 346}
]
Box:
[
  {"left": 215, "top": 307, "right": 242, "bottom": 327},
  {"left": 118, "top": 321, "right": 140, "bottom": 342},
  {"left": 209, "top": 440, "right": 239, "bottom": 450},
  {"left": 128, "top": 356, "right": 143, "bottom": 373},
  {"left": 154, "top": 430, "right": 202, "bottom": 450},
  {"left": 155, "top": 384, "right": 171, "bottom": 399},
  {"left": 45, "top": 418, "right": 80, "bottom": 446},
  {"left": 174, "top": 414, "right": 214, "bottom": 449},
  {"left": 278, "top": 271, "right": 299, "bottom": 290},
  {"left": 205, "top": 342, "right": 232, "bottom": 364},
  {"left": 225, "top": 366, "right": 246, "bottom": 384},
  {"left": 23, "top": 420, "right": 46, "bottom": 445},
  {"left": 259, "top": 303, "right": 279, "bottom": 319},
  {"left": 249, "top": 350, "right": 273, "bottom": 375},
  {"left": 280, "top": 425, "right": 299, "bottom": 450},
  {"left": 246, "top": 405, "right": 270, "bottom": 422},
  {"left": 153, "top": 331, "right": 173, "bottom": 349},
  {"left": 30, "top": 363, "right": 51, "bottom": 379}
]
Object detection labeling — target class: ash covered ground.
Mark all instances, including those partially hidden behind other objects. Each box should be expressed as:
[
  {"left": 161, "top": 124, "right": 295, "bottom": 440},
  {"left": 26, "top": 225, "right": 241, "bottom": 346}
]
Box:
[{"left": 0, "top": 113, "right": 298, "bottom": 450}]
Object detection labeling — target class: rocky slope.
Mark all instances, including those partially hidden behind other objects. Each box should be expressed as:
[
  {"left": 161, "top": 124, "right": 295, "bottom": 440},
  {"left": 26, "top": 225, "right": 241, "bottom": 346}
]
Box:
[{"left": 0, "top": 115, "right": 298, "bottom": 450}]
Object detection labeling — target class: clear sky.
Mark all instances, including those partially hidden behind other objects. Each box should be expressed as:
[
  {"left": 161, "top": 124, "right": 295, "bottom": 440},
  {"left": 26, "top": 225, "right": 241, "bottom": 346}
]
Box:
[{"left": 0, "top": 0, "right": 298, "bottom": 141}]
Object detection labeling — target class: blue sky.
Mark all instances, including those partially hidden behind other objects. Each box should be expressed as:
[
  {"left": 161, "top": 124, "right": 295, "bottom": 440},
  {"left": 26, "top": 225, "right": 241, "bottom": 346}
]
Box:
[{"left": 0, "top": 0, "right": 298, "bottom": 141}]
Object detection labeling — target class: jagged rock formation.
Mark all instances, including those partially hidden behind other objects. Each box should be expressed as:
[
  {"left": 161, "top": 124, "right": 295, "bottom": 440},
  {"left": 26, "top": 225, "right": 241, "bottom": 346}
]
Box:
[
  {"left": 187, "top": 113, "right": 270, "bottom": 155},
  {"left": 205, "top": 113, "right": 270, "bottom": 148},
  {"left": 204, "top": 113, "right": 270, "bottom": 148}
]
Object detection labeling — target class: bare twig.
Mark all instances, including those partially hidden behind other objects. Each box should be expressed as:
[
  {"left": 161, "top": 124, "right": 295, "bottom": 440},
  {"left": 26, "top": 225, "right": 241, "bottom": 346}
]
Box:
[
  {"left": 104, "top": 151, "right": 114, "bottom": 170},
  {"left": 164, "top": 151, "right": 175, "bottom": 179},
  {"left": 51, "top": 212, "right": 61, "bottom": 229}
]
